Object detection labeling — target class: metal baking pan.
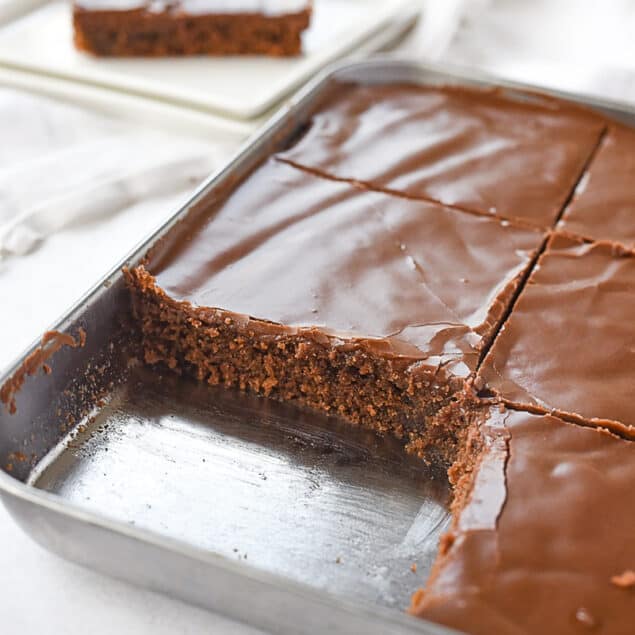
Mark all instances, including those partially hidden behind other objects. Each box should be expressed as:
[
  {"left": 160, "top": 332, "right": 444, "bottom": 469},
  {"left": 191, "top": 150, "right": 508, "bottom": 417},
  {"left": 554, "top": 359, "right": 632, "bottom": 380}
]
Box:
[{"left": 2, "top": 58, "right": 635, "bottom": 635}]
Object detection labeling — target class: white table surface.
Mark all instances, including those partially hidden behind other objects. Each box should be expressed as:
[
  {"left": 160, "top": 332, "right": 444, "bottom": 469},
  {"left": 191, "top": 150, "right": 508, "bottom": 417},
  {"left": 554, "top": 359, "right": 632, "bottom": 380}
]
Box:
[{"left": 3, "top": 1, "right": 635, "bottom": 632}]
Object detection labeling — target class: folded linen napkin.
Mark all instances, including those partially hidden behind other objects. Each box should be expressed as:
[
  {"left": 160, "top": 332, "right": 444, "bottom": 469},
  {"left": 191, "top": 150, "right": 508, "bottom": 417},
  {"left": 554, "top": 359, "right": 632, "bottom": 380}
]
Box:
[{"left": 0, "top": 88, "right": 234, "bottom": 258}]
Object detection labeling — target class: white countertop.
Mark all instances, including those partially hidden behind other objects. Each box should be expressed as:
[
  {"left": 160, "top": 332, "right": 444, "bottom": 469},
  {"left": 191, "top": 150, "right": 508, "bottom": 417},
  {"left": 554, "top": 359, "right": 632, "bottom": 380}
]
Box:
[{"left": 3, "top": 1, "right": 635, "bottom": 632}]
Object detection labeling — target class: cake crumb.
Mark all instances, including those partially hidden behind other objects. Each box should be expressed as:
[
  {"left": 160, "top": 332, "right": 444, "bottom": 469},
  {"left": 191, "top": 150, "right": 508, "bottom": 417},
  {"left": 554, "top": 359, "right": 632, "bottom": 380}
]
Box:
[
  {"left": 611, "top": 570, "right": 635, "bottom": 588},
  {"left": 439, "top": 531, "right": 455, "bottom": 555},
  {"left": 408, "top": 588, "right": 425, "bottom": 613},
  {"left": 335, "top": 557, "right": 341, "bottom": 564},
  {"left": 1, "top": 329, "right": 84, "bottom": 414},
  {"left": 410, "top": 562, "right": 417, "bottom": 573}
]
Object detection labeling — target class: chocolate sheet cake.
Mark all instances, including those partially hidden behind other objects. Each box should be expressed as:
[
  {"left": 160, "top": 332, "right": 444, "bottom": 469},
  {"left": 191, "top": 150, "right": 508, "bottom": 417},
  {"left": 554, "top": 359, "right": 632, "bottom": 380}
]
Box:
[
  {"left": 277, "top": 83, "right": 605, "bottom": 227},
  {"left": 73, "top": 1, "right": 312, "bottom": 57},
  {"left": 128, "top": 158, "right": 544, "bottom": 465},
  {"left": 558, "top": 124, "right": 635, "bottom": 248},
  {"left": 126, "top": 81, "right": 635, "bottom": 633},
  {"left": 411, "top": 407, "right": 635, "bottom": 635},
  {"left": 479, "top": 234, "right": 635, "bottom": 438}
]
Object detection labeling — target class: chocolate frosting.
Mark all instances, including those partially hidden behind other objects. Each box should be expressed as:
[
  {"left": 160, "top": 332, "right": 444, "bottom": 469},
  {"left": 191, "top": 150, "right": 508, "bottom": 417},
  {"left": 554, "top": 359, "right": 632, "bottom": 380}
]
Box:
[
  {"left": 559, "top": 124, "right": 635, "bottom": 248},
  {"left": 413, "top": 408, "right": 635, "bottom": 635},
  {"left": 278, "top": 83, "right": 606, "bottom": 227},
  {"left": 479, "top": 234, "right": 635, "bottom": 437},
  {"left": 147, "top": 160, "right": 543, "bottom": 366},
  {"left": 75, "top": 1, "right": 310, "bottom": 15}
]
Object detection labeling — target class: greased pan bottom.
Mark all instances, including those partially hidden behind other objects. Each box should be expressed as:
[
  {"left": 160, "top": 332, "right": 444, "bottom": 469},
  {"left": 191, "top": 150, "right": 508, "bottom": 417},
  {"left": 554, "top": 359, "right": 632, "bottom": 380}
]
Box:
[{"left": 30, "top": 367, "right": 450, "bottom": 612}]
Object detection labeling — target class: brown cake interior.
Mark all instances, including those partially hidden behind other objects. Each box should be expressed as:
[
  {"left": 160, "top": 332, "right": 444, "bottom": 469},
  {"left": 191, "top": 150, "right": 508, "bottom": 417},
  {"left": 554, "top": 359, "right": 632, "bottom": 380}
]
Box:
[{"left": 128, "top": 266, "right": 470, "bottom": 466}]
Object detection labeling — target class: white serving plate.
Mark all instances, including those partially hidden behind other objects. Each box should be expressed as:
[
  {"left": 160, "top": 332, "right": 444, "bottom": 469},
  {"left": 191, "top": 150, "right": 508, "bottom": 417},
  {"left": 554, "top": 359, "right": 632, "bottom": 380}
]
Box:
[
  {"left": 0, "top": 0, "right": 43, "bottom": 24},
  {"left": 0, "top": 0, "right": 412, "bottom": 120},
  {"left": 0, "top": 65, "right": 256, "bottom": 141}
]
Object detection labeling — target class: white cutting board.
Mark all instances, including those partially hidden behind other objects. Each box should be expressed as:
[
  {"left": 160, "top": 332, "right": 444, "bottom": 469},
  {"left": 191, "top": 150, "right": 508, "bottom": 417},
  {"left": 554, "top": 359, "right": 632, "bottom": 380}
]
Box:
[{"left": 0, "top": 0, "right": 410, "bottom": 120}]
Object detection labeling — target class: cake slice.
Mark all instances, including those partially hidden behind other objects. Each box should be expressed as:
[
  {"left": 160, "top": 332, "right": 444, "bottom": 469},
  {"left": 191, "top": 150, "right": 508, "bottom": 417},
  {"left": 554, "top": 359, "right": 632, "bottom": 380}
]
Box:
[
  {"left": 411, "top": 405, "right": 635, "bottom": 635},
  {"left": 558, "top": 124, "right": 635, "bottom": 248},
  {"left": 127, "top": 159, "right": 544, "bottom": 465},
  {"left": 478, "top": 233, "right": 635, "bottom": 438},
  {"left": 73, "top": 1, "right": 312, "bottom": 57},
  {"left": 277, "top": 82, "right": 606, "bottom": 227}
]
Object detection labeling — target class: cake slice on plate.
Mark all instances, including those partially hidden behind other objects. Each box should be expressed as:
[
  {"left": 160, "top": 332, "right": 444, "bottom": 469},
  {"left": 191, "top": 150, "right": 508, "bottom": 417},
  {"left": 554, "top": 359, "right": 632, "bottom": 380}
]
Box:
[{"left": 73, "top": 1, "right": 312, "bottom": 57}]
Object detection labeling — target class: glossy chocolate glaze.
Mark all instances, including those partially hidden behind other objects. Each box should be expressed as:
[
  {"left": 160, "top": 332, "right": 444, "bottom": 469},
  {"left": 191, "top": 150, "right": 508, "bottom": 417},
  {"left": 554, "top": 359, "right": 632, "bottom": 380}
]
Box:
[
  {"left": 129, "top": 81, "right": 635, "bottom": 634},
  {"left": 413, "top": 408, "right": 635, "bottom": 635},
  {"left": 479, "top": 234, "right": 635, "bottom": 437},
  {"left": 146, "top": 160, "right": 544, "bottom": 368},
  {"left": 559, "top": 124, "right": 635, "bottom": 248},
  {"left": 278, "top": 82, "right": 606, "bottom": 227}
]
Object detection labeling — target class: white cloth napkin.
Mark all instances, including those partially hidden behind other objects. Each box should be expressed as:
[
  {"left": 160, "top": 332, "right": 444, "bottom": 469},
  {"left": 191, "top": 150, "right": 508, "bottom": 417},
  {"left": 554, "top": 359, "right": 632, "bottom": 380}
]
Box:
[{"left": 0, "top": 89, "right": 233, "bottom": 258}]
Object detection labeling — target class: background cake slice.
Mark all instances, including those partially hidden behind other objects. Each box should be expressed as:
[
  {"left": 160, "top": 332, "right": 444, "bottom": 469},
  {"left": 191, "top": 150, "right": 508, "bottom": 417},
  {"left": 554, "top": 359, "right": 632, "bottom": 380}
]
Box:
[
  {"left": 73, "top": 1, "right": 312, "bottom": 57},
  {"left": 411, "top": 406, "right": 635, "bottom": 635},
  {"left": 127, "top": 159, "right": 544, "bottom": 465},
  {"left": 479, "top": 233, "right": 635, "bottom": 438},
  {"left": 277, "top": 82, "right": 606, "bottom": 227},
  {"left": 558, "top": 124, "right": 635, "bottom": 249}
]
